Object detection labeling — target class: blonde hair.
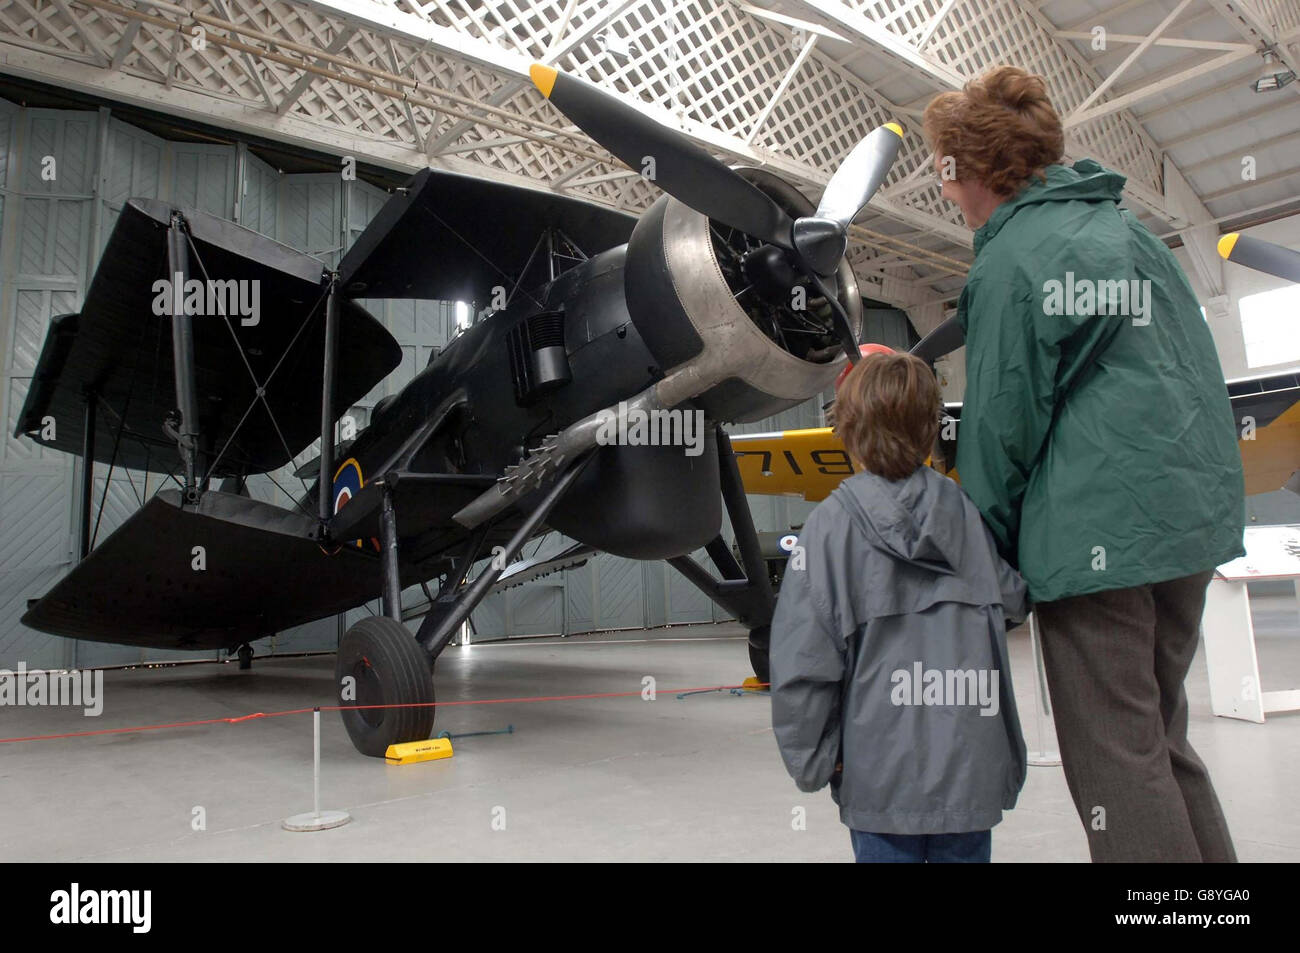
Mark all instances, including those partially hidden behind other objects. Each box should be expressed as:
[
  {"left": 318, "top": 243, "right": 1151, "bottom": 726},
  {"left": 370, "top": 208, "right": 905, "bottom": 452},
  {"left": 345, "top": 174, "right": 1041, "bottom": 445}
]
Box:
[{"left": 835, "top": 351, "right": 941, "bottom": 481}]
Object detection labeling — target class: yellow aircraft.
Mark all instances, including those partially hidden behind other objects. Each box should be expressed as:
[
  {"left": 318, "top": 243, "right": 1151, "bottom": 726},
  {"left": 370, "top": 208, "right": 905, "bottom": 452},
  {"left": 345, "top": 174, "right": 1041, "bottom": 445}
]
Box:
[{"left": 735, "top": 375, "right": 1299, "bottom": 501}]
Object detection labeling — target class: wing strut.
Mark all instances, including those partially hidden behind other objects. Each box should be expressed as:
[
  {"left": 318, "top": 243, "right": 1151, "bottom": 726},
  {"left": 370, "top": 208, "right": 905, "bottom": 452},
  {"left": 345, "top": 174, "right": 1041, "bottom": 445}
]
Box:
[
  {"left": 167, "top": 212, "right": 203, "bottom": 504},
  {"left": 318, "top": 275, "right": 341, "bottom": 528},
  {"left": 78, "top": 390, "right": 95, "bottom": 559}
]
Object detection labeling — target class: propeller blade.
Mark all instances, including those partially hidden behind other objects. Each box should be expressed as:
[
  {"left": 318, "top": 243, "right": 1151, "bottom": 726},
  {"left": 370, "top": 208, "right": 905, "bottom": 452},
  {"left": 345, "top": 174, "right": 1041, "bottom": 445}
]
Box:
[
  {"left": 530, "top": 64, "right": 795, "bottom": 247},
  {"left": 910, "top": 315, "right": 965, "bottom": 362},
  {"left": 1218, "top": 233, "right": 1300, "bottom": 284},
  {"left": 793, "top": 122, "right": 905, "bottom": 276},
  {"left": 815, "top": 123, "right": 905, "bottom": 228}
]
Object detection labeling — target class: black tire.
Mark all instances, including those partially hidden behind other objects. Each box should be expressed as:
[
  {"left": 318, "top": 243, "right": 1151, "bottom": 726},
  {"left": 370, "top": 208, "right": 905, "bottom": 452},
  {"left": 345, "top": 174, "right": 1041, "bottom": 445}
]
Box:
[
  {"left": 336, "top": 616, "right": 435, "bottom": 758},
  {"left": 747, "top": 625, "right": 771, "bottom": 685},
  {"left": 237, "top": 644, "right": 253, "bottom": 670}
]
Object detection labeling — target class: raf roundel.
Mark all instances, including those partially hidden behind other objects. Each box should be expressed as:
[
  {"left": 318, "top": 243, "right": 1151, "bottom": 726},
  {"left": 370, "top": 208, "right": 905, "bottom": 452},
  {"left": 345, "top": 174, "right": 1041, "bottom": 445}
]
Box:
[
  {"left": 779, "top": 533, "right": 799, "bottom": 553},
  {"left": 333, "top": 458, "right": 364, "bottom": 515},
  {"left": 332, "top": 458, "right": 379, "bottom": 551}
]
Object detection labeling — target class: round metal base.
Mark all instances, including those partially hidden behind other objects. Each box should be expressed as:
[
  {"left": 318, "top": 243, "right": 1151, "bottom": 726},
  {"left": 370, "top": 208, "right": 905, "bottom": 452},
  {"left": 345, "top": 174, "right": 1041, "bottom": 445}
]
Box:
[
  {"left": 282, "top": 810, "right": 352, "bottom": 832},
  {"left": 1028, "top": 751, "right": 1062, "bottom": 767}
]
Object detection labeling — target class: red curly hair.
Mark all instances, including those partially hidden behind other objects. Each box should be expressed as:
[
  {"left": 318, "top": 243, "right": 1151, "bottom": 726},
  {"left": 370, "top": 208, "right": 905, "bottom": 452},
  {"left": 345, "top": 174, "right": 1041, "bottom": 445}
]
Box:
[{"left": 922, "top": 66, "right": 1064, "bottom": 196}]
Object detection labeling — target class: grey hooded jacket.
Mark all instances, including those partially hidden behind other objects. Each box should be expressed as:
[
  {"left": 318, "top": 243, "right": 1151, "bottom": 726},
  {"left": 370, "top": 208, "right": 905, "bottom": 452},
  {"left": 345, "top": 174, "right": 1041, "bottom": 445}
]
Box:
[{"left": 770, "top": 466, "right": 1029, "bottom": 835}]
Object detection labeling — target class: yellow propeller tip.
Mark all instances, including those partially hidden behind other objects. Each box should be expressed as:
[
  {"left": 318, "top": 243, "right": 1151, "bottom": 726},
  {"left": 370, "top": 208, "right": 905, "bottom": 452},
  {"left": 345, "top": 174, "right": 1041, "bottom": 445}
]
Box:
[
  {"left": 1217, "top": 233, "right": 1239, "bottom": 260},
  {"left": 883, "top": 122, "right": 904, "bottom": 138},
  {"left": 530, "top": 63, "right": 557, "bottom": 98}
]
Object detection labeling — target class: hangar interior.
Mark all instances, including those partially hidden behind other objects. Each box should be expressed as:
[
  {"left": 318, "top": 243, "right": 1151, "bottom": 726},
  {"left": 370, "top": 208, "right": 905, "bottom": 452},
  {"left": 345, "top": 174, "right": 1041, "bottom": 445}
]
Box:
[{"left": 0, "top": 0, "right": 1298, "bottom": 862}]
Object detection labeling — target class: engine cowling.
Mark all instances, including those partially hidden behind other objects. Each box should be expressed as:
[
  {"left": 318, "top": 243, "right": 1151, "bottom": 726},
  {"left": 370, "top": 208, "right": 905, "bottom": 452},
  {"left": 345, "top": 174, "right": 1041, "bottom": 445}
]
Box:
[{"left": 623, "top": 167, "right": 862, "bottom": 424}]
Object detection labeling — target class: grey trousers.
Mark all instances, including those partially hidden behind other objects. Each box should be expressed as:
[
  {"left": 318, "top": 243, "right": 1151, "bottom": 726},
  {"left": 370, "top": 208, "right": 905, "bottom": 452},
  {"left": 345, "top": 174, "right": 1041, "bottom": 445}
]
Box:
[{"left": 1034, "top": 570, "right": 1237, "bottom": 863}]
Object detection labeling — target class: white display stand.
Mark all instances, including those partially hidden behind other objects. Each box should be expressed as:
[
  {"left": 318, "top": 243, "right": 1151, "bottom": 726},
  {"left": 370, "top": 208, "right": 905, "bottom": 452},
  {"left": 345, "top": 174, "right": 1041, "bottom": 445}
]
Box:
[
  {"left": 1201, "top": 525, "right": 1300, "bottom": 723},
  {"left": 1026, "top": 613, "right": 1060, "bottom": 766}
]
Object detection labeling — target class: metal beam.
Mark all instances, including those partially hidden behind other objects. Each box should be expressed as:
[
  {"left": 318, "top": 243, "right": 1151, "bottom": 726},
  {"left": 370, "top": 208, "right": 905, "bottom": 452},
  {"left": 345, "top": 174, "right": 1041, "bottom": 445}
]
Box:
[
  {"left": 793, "top": 0, "right": 966, "bottom": 89},
  {"left": 1069, "top": 0, "right": 1196, "bottom": 119},
  {"left": 1181, "top": 130, "right": 1300, "bottom": 174},
  {"left": 744, "top": 30, "right": 817, "bottom": 145},
  {"left": 1200, "top": 163, "right": 1300, "bottom": 202},
  {"left": 733, "top": 1, "right": 851, "bottom": 43},
  {"left": 1065, "top": 48, "right": 1256, "bottom": 128},
  {"left": 917, "top": 0, "right": 959, "bottom": 49},
  {"left": 1160, "top": 95, "right": 1300, "bottom": 148},
  {"left": 1132, "top": 67, "right": 1257, "bottom": 121},
  {"left": 1056, "top": 30, "right": 1250, "bottom": 53}
]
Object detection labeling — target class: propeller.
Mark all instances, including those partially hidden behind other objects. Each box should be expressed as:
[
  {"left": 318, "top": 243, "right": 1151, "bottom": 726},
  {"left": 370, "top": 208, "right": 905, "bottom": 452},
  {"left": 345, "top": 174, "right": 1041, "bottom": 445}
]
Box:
[
  {"left": 909, "top": 315, "right": 964, "bottom": 362},
  {"left": 530, "top": 64, "right": 795, "bottom": 248},
  {"left": 1218, "top": 233, "right": 1300, "bottom": 284},
  {"left": 529, "top": 63, "right": 904, "bottom": 363}
]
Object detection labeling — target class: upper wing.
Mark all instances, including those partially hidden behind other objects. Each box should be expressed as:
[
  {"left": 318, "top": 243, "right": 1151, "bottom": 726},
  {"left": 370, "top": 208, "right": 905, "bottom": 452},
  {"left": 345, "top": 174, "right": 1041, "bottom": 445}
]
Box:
[
  {"left": 337, "top": 167, "right": 638, "bottom": 304},
  {"left": 14, "top": 199, "right": 401, "bottom": 477}
]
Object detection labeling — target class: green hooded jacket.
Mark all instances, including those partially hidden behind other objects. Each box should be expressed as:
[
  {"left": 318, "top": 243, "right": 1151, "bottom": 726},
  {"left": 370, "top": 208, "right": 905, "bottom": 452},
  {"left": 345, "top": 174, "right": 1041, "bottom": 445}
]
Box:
[{"left": 954, "top": 158, "right": 1245, "bottom": 604}]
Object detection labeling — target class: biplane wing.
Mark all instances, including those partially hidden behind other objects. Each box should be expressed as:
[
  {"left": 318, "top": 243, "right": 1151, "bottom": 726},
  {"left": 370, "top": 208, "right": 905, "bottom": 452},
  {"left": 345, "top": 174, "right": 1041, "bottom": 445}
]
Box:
[
  {"left": 735, "top": 371, "right": 1300, "bottom": 501},
  {"left": 337, "top": 166, "right": 637, "bottom": 303},
  {"left": 14, "top": 198, "right": 401, "bottom": 477},
  {"left": 20, "top": 471, "right": 550, "bottom": 649},
  {"left": 20, "top": 489, "right": 399, "bottom": 648}
]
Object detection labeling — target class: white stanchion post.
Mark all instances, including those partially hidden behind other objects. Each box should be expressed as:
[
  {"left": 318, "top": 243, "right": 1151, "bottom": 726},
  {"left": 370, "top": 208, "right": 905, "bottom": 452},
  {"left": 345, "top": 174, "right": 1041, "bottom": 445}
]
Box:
[
  {"left": 1027, "top": 613, "right": 1061, "bottom": 767},
  {"left": 282, "top": 707, "right": 352, "bottom": 831},
  {"left": 313, "top": 707, "right": 321, "bottom": 816}
]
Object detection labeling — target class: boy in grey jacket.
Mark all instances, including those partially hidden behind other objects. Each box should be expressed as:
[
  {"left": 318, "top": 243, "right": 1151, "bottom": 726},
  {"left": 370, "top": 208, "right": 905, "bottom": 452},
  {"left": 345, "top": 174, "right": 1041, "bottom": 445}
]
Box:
[{"left": 771, "top": 350, "right": 1028, "bottom": 863}]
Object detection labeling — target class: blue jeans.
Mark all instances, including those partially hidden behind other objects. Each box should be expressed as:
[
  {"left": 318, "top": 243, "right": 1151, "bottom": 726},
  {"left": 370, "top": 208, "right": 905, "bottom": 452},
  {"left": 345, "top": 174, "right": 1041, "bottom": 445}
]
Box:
[{"left": 850, "top": 829, "right": 991, "bottom": 863}]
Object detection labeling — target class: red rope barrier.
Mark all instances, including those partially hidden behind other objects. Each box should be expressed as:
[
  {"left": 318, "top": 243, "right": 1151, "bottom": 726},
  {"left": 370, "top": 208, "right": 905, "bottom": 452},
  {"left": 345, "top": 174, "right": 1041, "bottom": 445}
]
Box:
[{"left": 0, "top": 682, "right": 768, "bottom": 745}]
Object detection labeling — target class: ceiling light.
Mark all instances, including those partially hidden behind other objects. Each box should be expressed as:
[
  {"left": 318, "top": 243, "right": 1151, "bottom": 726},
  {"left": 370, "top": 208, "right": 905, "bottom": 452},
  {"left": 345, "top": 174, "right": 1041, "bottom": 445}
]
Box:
[{"left": 1251, "top": 50, "right": 1296, "bottom": 92}]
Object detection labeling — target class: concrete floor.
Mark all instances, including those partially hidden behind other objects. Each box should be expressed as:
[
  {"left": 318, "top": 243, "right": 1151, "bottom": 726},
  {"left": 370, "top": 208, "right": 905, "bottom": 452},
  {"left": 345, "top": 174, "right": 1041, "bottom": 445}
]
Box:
[{"left": 2, "top": 594, "right": 1298, "bottom": 862}]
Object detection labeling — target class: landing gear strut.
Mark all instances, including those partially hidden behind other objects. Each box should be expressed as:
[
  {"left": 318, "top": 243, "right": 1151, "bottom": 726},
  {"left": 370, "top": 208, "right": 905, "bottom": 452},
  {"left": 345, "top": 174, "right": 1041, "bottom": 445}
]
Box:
[
  {"left": 332, "top": 457, "right": 594, "bottom": 757},
  {"left": 667, "top": 427, "right": 777, "bottom": 686},
  {"left": 748, "top": 625, "right": 771, "bottom": 685}
]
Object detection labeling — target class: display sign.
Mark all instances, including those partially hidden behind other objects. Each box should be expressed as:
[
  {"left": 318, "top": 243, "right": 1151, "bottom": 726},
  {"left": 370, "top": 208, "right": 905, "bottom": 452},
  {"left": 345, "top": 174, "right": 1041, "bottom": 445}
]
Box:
[{"left": 1215, "top": 524, "right": 1300, "bottom": 580}]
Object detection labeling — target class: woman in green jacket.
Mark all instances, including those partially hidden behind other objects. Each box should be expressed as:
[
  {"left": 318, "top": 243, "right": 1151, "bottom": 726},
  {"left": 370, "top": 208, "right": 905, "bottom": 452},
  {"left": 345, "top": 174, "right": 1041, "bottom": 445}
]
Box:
[{"left": 923, "top": 66, "right": 1245, "bottom": 862}]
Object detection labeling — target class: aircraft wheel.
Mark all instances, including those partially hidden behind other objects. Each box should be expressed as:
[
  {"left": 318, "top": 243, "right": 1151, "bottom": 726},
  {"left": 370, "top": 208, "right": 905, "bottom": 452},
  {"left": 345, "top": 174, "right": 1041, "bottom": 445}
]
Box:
[
  {"left": 336, "top": 617, "right": 435, "bottom": 758},
  {"left": 237, "top": 644, "right": 254, "bottom": 670},
  {"left": 747, "top": 625, "right": 771, "bottom": 685}
]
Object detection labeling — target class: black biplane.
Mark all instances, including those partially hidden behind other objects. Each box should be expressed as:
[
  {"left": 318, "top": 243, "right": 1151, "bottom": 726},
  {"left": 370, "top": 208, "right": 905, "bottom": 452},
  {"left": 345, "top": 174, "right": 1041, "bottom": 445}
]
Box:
[{"left": 15, "top": 65, "right": 960, "bottom": 757}]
